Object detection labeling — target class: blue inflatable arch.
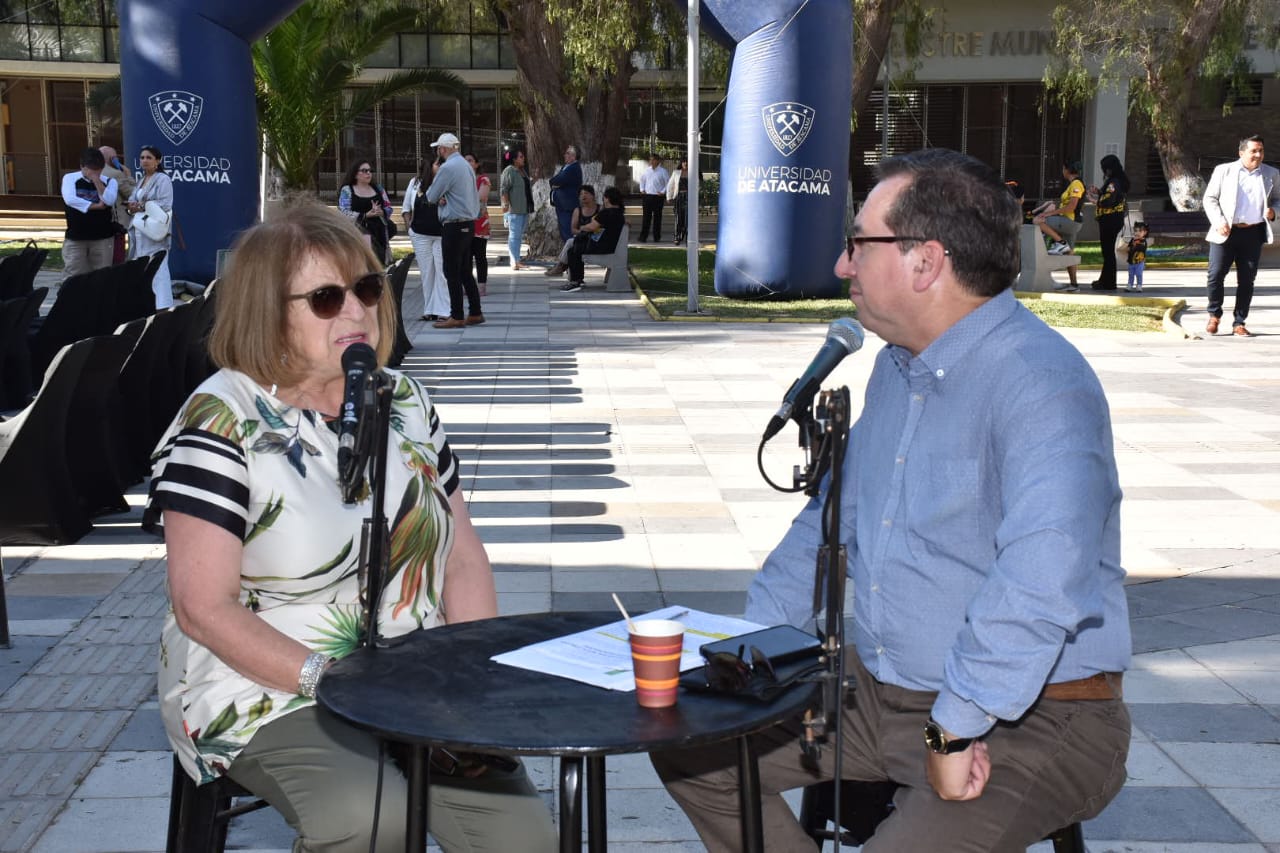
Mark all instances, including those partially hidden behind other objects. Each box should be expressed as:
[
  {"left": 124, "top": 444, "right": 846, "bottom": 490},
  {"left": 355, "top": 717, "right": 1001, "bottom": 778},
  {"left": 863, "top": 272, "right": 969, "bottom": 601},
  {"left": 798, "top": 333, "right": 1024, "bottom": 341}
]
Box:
[
  {"left": 702, "top": 1, "right": 852, "bottom": 299},
  {"left": 119, "top": 0, "right": 303, "bottom": 283},
  {"left": 120, "top": 1, "right": 851, "bottom": 294}
]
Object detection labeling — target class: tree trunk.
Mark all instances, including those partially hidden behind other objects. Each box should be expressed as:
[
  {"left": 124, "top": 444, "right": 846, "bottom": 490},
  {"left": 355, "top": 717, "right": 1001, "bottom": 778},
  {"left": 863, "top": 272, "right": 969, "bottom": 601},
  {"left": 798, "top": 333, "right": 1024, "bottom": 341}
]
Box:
[
  {"left": 1152, "top": 125, "right": 1205, "bottom": 212},
  {"left": 851, "top": 0, "right": 901, "bottom": 121}
]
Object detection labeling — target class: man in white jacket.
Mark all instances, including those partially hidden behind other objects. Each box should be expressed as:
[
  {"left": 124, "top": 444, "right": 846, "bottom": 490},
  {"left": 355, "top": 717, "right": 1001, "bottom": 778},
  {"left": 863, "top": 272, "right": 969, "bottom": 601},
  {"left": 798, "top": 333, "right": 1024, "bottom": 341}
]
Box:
[{"left": 1202, "top": 134, "right": 1279, "bottom": 337}]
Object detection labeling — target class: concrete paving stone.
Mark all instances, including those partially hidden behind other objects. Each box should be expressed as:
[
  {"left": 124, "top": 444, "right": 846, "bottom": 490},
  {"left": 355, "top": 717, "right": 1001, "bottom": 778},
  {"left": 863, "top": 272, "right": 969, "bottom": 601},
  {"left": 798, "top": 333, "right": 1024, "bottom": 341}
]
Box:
[
  {"left": 31, "top": 643, "right": 157, "bottom": 676},
  {"left": 0, "top": 750, "right": 98, "bottom": 797},
  {"left": 0, "top": 673, "right": 156, "bottom": 712},
  {"left": 29, "top": 542, "right": 164, "bottom": 563},
  {"left": 1083, "top": 786, "right": 1255, "bottom": 842},
  {"left": 3, "top": 568, "right": 124, "bottom": 594},
  {"left": 1127, "top": 702, "right": 1280, "bottom": 743},
  {"left": 19, "top": 559, "right": 140, "bottom": 576},
  {"left": 93, "top": 591, "right": 169, "bottom": 619},
  {"left": 551, "top": 569, "right": 659, "bottom": 593},
  {"left": 548, "top": 538, "right": 655, "bottom": 569},
  {"left": 655, "top": 569, "right": 758, "bottom": 592},
  {"left": 638, "top": 516, "right": 741, "bottom": 535},
  {"left": 1123, "top": 741, "right": 1198, "bottom": 786},
  {"left": 1212, "top": 788, "right": 1280, "bottom": 842},
  {"left": 74, "top": 750, "right": 170, "bottom": 797},
  {"left": 108, "top": 705, "right": 168, "bottom": 752},
  {"left": 63, "top": 615, "right": 166, "bottom": 645},
  {"left": 496, "top": 592, "right": 552, "bottom": 615},
  {"left": 1186, "top": 636, "right": 1280, "bottom": 670},
  {"left": 1131, "top": 615, "right": 1241, "bottom": 654},
  {"left": 560, "top": 787, "right": 699, "bottom": 844},
  {"left": 1160, "top": 605, "right": 1280, "bottom": 643},
  {"left": 222, "top": 798, "right": 296, "bottom": 850},
  {"left": 1197, "top": 577, "right": 1280, "bottom": 601},
  {"left": 30, "top": 794, "right": 170, "bottom": 853},
  {"left": 553, "top": 591, "right": 666, "bottom": 613},
  {"left": 110, "top": 562, "right": 168, "bottom": 594},
  {"left": 549, "top": 522, "right": 632, "bottom": 538},
  {"left": 1086, "top": 845, "right": 1269, "bottom": 852},
  {"left": 1162, "top": 742, "right": 1280, "bottom": 788},
  {"left": 0, "top": 797, "right": 65, "bottom": 853},
  {"left": 1213, "top": 670, "right": 1280, "bottom": 704},
  {"left": 0, "top": 635, "right": 57, "bottom": 693},
  {"left": 472, "top": 522, "right": 556, "bottom": 543},
  {"left": 1125, "top": 578, "right": 1261, "bottom": 617},
  {"left": 8, "top": 619, "right": 79, "bottom": 637},
  {"left": 493, "top": 571, "right": 550, "bottom": 594},
  {"left": 1121, "top": 668, "right": 1247, "bottom": 704},
  {"left": 3, "top": 595, "right": 102, "bottom": 621},
  {"left": 0, "top": 710, "right": 128, "bottom": 751},
  {"left": 661, "top": 591, "right": 747, "bottom": 616}
]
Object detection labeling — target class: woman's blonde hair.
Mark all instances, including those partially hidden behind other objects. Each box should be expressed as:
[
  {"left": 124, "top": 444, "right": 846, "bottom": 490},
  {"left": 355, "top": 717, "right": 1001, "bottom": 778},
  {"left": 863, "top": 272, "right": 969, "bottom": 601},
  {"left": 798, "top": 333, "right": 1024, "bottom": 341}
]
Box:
[{"left": 207, "top": 202, "right": 396, "bottom": 387}]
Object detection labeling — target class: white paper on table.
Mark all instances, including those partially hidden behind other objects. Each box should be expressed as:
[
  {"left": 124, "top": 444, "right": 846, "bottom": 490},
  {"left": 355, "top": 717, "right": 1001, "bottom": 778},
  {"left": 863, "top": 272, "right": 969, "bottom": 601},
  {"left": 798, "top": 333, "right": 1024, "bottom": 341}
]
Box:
[{"left": 489, "top": 605, "right": 766, "bottom": 691}]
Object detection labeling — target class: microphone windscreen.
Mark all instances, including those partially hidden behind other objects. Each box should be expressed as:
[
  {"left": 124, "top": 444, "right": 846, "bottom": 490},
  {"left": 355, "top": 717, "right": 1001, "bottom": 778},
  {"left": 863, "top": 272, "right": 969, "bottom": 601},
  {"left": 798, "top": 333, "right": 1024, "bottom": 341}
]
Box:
[
  {"left": 341, "top": 342, "right": 378, "bottom": 372},
  {"left": 828, "top": 318, "right": 865, "bottom": 354}
]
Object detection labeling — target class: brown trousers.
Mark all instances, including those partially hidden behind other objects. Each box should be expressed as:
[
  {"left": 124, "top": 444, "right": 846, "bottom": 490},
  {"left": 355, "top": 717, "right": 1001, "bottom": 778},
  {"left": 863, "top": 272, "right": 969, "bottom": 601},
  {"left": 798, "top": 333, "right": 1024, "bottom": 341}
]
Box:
[{"left": 651, "top": 648, "right": 1129, "bottom": 853}]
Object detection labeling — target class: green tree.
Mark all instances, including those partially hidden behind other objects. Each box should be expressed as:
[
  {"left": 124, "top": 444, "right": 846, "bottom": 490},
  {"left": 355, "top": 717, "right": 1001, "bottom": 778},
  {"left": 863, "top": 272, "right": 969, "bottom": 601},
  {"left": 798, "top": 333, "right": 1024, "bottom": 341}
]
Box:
[
  {"left": 253, "top": 2, "right": 466, "bottom": 190},
  {"left": 1045, "top": 0, "right": 1280, "bottom": 211}
]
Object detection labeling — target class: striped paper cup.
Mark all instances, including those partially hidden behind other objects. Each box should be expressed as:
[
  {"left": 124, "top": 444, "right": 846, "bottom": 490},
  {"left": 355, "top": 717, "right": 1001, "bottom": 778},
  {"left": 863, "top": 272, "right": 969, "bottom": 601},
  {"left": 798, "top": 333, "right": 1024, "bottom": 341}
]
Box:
[{"left": 629, "top": 619, "right": 685, "bottom": 708}]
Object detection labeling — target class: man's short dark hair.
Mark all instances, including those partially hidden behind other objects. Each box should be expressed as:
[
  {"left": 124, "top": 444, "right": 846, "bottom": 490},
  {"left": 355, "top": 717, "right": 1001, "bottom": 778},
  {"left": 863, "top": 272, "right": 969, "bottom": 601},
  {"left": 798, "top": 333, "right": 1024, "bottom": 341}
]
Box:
[
  {"left": 1240, "top": 134, "right": 1265, "bottom": 151},
  {"left": 79, "top": 147, "right": 105, "bottom": 169},
  {"left": 875, "top": 148, "right": 1021, "bottom": 298}
]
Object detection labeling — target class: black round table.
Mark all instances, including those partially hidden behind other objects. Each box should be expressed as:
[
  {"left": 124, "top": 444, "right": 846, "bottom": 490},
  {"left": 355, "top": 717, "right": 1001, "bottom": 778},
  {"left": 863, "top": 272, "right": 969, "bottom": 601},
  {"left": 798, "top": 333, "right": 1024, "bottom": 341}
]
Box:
[{"left": 317, "top": 611, "right": 818, "bottom": 852}]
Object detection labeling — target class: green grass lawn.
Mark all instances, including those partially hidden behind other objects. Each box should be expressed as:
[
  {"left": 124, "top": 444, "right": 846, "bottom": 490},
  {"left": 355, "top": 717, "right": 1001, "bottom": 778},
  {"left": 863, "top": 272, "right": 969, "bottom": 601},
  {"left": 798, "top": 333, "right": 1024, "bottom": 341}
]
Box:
[
  {"left": 0, "top": 239, "right": 63, "bottom": 269},
  {"left": 630, "top": 247, "right": 1172, "bottom": 333}
]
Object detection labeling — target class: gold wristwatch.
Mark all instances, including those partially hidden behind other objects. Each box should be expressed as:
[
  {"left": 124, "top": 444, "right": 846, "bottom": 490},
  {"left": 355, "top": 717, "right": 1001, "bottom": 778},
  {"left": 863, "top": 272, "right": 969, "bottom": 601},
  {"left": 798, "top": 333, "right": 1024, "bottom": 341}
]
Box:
[{"left": 924, "top": 718, "right": 974, "bottom": 754}]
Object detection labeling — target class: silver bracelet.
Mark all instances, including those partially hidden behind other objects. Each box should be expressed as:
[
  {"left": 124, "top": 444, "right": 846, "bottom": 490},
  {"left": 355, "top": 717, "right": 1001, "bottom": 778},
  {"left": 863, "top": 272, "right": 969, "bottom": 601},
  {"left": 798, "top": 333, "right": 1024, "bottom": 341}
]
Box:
[{"left": 297, "top": 652, "right": 332, "bottom": 699}]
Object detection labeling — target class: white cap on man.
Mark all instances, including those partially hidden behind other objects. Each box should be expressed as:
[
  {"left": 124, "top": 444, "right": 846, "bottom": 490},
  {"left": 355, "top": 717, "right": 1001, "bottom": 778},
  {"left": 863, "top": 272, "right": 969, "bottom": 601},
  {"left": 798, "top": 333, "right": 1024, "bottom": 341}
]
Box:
[{"left": 430, "top": 132, "right": 460, "bottom": 150}]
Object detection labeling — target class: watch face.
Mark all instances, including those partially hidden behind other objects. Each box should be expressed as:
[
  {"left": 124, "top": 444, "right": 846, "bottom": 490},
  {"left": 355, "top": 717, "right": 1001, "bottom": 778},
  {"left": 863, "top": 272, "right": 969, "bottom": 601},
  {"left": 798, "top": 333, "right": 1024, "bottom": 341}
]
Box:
[{"left": 924, "top": 721, "right": 946, "bottom": 752}]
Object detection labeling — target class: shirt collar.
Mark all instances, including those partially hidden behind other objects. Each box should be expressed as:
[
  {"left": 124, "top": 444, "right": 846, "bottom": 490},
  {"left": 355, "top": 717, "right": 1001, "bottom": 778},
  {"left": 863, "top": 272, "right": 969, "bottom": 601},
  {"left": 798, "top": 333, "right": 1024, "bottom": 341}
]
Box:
[{"left": 887, "top": 289, "right": 1019, "bottom": 384}]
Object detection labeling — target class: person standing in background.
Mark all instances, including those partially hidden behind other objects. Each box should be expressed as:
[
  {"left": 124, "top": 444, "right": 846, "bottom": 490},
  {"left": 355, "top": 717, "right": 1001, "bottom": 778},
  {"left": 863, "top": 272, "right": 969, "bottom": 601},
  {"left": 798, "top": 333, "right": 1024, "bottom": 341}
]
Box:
[
  {"left": 1201, "top": 134, "right": 1279, "bottom": 337},
  {"left": 338, "top": 159, "right": 395, "bottom": 265},
  {"left": 1086, "top": 154, "right": 1128, "bottom": 291},
  {"left": 126, "top": 144, "right": 175, "bottom": 310},
  {"left": 666, "top": 158, "right": 690, "bottom": 245},
  {"left": 426, "top": 132, "right": 482, "bottom": 329},
  {"left": 466, "top": 153, "right": 491, "bottom": 297},
  {"left": 500, "top": 150, "right": 532, "bottom": 270},
  {"left": 402, "top": 158, "right": 450, "bottom": 322},
  {"left": 60, "top": 147, "right": 118, "bottom": 280},
  {"left": 100, "top": 145, "right": 134, "bottom": 264},
  {"left": 638, "top": 153, "right": 669, "bottom": 242},
  {"left": 549, "top": 145, "right": 583, "bottom": 242}
]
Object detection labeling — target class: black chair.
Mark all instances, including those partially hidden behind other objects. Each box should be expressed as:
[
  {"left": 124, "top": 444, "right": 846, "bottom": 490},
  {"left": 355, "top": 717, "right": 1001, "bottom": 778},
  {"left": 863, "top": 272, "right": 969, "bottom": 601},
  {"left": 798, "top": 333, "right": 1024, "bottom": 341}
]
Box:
[
  {"left": 155, "top": 299, "right": 206, "bottom": 437},
  {"left": 64, "top": 334, "right": 135, "bottom": 517},
  {"left": 386, "top": 254, "right": 414, "bottom": 368},
  {"left": 183, "top": 283, "right": 219, "bottom": 397},
  {"left": 800, "top": 779, "right": 1085, "bottom": 852},
  {"left": 0, "top": 243, "right": 47, "bottom": 300},
  {"left": 27, "top": 265, "right": 116, "bottom": 382},
  {"left": 0, "top": 287, "right": 48, "bottom": 410},
  {"left": 106, "top": 256, "right": 157, "bottom": 328},
  {"left": 0, "top": 339, "right": 96, "bottom": 545},
  {"left": 1, "top": 547, "right": 10, "bottom": 648},
  {"left": 118, "top": 307, "right": 197, "bottom": 482},
  {"left": 165, "top": 755, "right": 270, "bottom": 853}
]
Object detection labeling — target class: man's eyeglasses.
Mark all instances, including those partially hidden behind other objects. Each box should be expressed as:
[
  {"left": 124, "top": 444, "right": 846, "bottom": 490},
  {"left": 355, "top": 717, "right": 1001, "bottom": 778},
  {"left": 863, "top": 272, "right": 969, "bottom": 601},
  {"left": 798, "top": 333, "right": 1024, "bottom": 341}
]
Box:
[
  {"left": 845, "top": 234, "right": 938, "bottom": 260},
  {"left": 287, "top": 273, "right": 384, "bottom": 319},
  {"left": 703, "top": 644, "right": 776, "bottom": 693}
]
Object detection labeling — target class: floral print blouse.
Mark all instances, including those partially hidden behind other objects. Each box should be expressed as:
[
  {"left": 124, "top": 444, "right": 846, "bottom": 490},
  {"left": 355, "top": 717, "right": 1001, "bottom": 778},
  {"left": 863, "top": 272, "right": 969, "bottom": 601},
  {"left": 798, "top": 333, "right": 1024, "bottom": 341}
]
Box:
[{"left": 144, "top": 368, "right": 459, "bottom": 783}]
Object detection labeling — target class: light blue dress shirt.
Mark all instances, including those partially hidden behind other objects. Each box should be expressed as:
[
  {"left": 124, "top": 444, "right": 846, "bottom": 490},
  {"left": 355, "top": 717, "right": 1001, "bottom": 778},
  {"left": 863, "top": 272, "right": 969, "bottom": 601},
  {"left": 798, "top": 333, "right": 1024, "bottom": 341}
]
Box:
[
  {"left": 426, "top": 151, "right": 480, "bottom": 223},
  {"left": 746, "top": 289, "right": 1131, "bottom": 738}
]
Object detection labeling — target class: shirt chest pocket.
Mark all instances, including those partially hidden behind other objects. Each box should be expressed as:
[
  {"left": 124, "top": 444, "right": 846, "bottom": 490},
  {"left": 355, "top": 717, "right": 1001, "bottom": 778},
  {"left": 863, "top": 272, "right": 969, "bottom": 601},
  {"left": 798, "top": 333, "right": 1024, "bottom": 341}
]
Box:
[{"left": 903, "top": 455, "right": 983, "bottom": 561}]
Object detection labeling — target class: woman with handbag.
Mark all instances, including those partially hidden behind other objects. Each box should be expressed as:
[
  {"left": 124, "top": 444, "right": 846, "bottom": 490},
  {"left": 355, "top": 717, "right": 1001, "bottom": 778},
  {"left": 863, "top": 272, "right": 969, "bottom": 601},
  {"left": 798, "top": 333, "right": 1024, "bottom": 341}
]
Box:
[
  {"left": 402, "top": 158, "right": 451, "bottom": 322},
  {"left": 1086, "top": 155, "right": 1129, "bottom": 291},
  {"left": 338, "top": 159, "right": 395, "bottom": 265},
  {"left": 126, "top": 144, "right": 174, "bottom": 310}
]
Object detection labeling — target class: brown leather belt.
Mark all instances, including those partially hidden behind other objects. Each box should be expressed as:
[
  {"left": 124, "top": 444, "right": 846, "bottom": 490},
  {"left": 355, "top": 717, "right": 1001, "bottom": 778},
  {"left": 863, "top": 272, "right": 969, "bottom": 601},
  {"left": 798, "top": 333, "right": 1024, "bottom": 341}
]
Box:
[
  {"left": 1042, "top": 672, "right": 1123, "bottom": 701},
  {"left": 1233, "top": 222, "right": 1261, "bottom": 228}
]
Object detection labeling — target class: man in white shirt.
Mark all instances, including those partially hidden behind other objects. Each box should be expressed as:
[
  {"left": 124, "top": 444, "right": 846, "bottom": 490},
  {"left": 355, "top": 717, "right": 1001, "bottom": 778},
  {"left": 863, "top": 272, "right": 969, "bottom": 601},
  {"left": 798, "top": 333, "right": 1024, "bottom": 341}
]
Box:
[
  {"left": 638, "top": 153, "right": 670, "bottom": 242},
  {"left": 1202, "top": 134, "right": 1279, "bottom": 337},
  {"left": 61, "top": 147, "right": 119, "bottom": 280}
]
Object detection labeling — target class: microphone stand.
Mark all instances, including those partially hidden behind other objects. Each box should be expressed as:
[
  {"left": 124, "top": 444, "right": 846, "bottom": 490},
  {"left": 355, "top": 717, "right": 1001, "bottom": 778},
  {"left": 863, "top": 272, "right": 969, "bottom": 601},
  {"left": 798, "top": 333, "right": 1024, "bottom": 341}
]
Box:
[
  {"left": 341, "top": 370, "right": 395, "bottom": 651},
  {"left": 792, "top": 388, "right": 853, "bottom": 852}
]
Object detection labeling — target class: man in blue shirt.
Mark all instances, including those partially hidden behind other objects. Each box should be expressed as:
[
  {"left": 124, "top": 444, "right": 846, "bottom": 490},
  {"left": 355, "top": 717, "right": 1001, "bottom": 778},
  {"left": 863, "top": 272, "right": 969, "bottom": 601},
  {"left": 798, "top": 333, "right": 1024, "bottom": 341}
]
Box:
[
  {"left": 652, "top": 148, "right": 1131, "bottom": 851},
  {"left": 426, "top": 132, "right": 482, "bottom": 329}
]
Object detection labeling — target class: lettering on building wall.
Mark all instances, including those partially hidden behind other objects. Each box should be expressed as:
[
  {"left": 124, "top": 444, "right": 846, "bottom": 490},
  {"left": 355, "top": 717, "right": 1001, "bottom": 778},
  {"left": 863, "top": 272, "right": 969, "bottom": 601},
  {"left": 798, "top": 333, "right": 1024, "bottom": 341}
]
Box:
[{"left": 892, "top": 29, "right": 1056, "bottom": 59}]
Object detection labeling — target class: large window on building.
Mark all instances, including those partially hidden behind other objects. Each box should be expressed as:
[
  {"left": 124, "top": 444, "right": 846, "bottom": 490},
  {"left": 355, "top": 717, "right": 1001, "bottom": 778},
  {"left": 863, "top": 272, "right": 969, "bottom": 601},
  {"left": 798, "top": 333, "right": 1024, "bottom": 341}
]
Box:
[
  {"left": 0, "top": 0, "right": 114, "bottom": 62},
  {"left": 851, "top": 82, "right": 1084, "bottom": 200}
]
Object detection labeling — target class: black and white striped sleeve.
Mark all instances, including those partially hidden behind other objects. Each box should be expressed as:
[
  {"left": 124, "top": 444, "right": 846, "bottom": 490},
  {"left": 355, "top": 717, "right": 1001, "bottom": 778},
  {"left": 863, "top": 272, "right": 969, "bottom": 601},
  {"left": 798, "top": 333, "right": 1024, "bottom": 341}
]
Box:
[{"left": 143, "top": 428, "right": 250, "bottom": 539}]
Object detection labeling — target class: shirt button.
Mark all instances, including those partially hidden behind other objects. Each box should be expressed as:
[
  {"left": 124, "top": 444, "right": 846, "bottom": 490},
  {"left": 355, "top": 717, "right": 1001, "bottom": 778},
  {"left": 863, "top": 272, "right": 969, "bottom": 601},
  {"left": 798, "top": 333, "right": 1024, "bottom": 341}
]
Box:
[
  {"left": 935, "top": 368, "right": 945, "bottom": 378},
  {"left": 871, "top": 584, "right": 879, "bottom": 592},
  {"left": 895, "top": 456, "right": 904, "bottom": 464},
  {"left": 912, "top": 394, "right": 923, "bottom": 402},
  {"left": 875, "top": 646, "right": 884, "bottom": 655},
  {"left": 882, "top": 519, "right": 891, "bottom": 527}
]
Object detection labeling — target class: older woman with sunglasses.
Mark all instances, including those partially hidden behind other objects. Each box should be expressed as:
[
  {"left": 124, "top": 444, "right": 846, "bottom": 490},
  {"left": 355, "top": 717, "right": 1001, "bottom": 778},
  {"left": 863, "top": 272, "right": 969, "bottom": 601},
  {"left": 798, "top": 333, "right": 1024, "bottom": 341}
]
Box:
[
  {"left": 143, "top": 204, "right": 556, "bottom": 853},
  {"left": 339, "top": 159, "right": 395, "bottom": 264}
]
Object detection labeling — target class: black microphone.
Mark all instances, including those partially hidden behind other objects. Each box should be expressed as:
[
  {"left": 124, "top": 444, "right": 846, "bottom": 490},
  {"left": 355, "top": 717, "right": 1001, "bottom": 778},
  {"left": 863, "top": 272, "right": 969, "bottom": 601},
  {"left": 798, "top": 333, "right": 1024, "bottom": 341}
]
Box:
[
  {"left": 338, "top": 343, "right": 379, "bottom": 487},
  {"left": 762, "top": 318, "right": 865, "bottom": 441}
]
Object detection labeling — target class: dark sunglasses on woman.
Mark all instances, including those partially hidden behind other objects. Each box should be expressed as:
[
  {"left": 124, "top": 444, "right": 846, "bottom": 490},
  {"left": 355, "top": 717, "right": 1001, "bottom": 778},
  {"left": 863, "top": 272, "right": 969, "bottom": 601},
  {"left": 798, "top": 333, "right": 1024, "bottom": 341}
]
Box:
[{"left": 287, "top": 272, "right": 384, "bottom": 319}]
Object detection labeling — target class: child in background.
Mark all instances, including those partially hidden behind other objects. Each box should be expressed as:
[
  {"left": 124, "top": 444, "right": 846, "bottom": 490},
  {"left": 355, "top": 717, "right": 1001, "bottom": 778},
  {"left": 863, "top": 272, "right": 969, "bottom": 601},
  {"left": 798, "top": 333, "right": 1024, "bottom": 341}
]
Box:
[{"left": 1126, "top": 222, "right": 1149, "bottom": 292}]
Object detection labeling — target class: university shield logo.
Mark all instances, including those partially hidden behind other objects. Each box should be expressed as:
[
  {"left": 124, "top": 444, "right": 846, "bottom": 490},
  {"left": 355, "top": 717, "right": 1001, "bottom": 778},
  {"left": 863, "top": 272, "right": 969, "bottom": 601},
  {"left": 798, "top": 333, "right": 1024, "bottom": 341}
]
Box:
[
  {"left": 148, "top": 91, "right": 204, "bottom": 147},
  {"left": 762, "top": 102, "right": 816, "bottom": 157}
]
